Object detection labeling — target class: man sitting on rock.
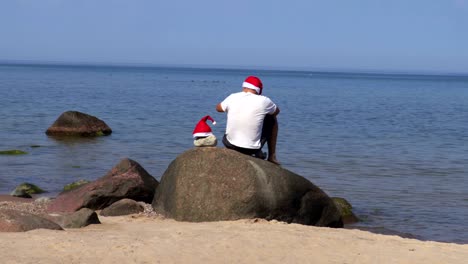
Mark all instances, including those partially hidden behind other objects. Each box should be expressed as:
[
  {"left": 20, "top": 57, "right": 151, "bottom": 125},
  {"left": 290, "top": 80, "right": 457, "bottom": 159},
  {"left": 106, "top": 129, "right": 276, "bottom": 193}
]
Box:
[{"left": 216, "top": 76, "right": 280, "bottom": 165}]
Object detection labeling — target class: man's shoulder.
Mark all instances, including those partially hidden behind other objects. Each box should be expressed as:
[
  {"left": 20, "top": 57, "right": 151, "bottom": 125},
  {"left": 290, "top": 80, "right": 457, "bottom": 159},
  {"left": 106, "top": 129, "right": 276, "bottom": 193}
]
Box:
[
  {"left": 232, "top": 91, "right": 247, "bottom": 96},
  {"left": 258, "top": 94, "right": 272, "bottom": 100},
  {"left": 224, "top": 91, "right": 243, "bottom": 98},
  {"left": 224, "top": 91, "right": 250, "bottom": 101},
  {"left": 225, "top": 92, "right": 275, "bottom": 105},
  {"left": 258, "top": 95, "right": 275, "bottom": 104}
]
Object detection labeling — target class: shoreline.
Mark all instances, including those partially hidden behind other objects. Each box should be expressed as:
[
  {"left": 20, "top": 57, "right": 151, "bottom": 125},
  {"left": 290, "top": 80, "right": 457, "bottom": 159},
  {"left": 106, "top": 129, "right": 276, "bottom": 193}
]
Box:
[
  {"left": 1, "top": 196, "right": 467, "bottom": 263},
  {"left": 1, "top": 194, "right": 464, "bottom": 245},
  {"left": 1, "top": 211, "right": 467, "bottom": 263}
]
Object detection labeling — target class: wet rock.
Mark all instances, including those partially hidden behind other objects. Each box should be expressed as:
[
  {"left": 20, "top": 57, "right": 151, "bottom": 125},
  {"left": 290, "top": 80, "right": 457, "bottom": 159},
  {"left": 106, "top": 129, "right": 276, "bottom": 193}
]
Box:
[
  {"left": 11, "top": 190, "right": 32, "bottom": 199},
  {"left": 45, "top": 111, "right": 112, "bottom": 137},
  {"left": 11, "top": 183, "right": 45, "bottom": 196},
  {"left": 0, "top": 150, "right": 28, "bottom": 155},
  {"left": 332, "top": 197, "right": 359, "bottom": 224},
  {"left": 152, "top": 148, "right": 343, "bottom": 227}
]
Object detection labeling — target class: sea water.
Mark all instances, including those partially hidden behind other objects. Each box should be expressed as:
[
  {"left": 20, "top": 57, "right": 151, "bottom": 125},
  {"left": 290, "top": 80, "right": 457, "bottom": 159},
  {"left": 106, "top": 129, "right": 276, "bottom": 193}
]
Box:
[{"left": 0, "top": 64, "right": 467, "bottom": 243}]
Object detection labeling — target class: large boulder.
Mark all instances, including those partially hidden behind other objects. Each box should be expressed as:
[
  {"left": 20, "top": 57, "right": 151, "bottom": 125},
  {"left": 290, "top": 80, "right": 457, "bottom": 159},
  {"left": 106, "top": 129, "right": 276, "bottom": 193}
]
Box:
[
  {"left": 45, "top": 111, "right": 112, "bottom": 137},
  {"left": 47, "top": 158, "right": 159, "bottom": 213},
  {"left": 0, "top": 209, "right": 63, "bottom": 232},
  {"left": 152, "top": 148, "right": 343, "bottom": 227}
]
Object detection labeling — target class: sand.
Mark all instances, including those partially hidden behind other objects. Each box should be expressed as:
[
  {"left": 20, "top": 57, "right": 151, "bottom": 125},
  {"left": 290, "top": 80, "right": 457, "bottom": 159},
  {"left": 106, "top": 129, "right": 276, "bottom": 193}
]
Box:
[{"left": 0, "top": 211, "right": 467, "bottom": 264}]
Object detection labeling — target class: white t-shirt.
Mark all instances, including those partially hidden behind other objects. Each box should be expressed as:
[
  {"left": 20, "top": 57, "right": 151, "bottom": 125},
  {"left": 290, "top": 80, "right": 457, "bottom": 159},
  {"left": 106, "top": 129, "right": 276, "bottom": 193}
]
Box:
[{"left": 220, "top": 91, "right": 277, "bottom": 149}]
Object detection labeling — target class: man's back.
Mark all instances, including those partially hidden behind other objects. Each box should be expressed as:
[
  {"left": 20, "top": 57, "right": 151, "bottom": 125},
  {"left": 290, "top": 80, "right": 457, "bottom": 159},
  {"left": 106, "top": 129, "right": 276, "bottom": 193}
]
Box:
[
  {"left": 216, "top": 75, "right": 280, "bottom": 164},
  {"left": 221, "top": 91, "right": 277, "bottom": 149}
]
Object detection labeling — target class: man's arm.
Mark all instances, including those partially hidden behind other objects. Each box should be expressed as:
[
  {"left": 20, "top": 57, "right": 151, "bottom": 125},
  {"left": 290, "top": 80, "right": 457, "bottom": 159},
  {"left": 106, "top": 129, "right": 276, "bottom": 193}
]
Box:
[
  {"left": 216, "top": 103, "right": 224, "bottom": 112},
  {"left": 271, "top": 106, "right": 280, "bottom": 116}
]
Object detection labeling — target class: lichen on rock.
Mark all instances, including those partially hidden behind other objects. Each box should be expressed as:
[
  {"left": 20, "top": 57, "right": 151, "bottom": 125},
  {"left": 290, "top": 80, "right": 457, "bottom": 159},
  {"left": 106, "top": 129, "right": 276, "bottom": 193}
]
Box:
[
  {"left": 63, "top": 180, "right": 90, "bottom": 192},
  {"left": 332, "top": 197, "right": 359, "bottom": 224}
]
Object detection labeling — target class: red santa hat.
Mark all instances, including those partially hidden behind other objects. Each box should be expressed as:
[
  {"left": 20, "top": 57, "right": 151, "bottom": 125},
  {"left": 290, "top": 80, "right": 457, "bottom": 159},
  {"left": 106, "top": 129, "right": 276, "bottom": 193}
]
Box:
[
  {"left": 242, "top": 76, "right": 263, "bottom": 95},
  {"left": 193, "top": 115, "right": 216, "bottom": 138}
]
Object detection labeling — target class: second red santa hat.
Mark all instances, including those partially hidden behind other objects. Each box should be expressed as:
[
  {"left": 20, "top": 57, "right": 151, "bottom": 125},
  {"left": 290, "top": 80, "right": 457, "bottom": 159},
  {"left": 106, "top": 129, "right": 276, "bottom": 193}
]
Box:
[{"left": 193, "top": 115, "right": 216, "bottom": 138}]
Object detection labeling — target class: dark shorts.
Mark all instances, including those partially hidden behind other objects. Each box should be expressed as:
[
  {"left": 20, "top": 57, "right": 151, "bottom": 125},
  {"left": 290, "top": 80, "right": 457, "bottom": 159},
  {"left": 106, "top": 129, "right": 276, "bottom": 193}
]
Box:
[{"left": 222, "top": 115, "right": 276, "bottom": 155}]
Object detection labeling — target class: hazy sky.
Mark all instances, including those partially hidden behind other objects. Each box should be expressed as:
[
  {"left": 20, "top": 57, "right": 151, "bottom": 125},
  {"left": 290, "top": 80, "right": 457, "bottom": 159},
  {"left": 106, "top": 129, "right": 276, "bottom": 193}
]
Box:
[{"left": 1, "top": 0, "right": 467, "bottom": 73}]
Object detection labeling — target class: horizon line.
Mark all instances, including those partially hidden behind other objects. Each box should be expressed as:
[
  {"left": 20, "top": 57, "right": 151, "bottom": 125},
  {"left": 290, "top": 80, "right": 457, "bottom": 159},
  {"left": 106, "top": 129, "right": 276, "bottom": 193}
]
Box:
[{"left": 1, "top": 59, "right": 467, "bottom": 78}]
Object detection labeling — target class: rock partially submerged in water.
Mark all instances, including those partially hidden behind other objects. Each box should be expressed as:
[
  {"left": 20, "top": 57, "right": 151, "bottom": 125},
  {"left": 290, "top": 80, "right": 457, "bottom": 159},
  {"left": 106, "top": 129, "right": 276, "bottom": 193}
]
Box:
[
  {"left": 0, "top": 150, "right": 28, "bottom": 155},
  {"left": 332, "top": 197, "right": 359, "bottom": 224},
  {"left": 152, "top": 148, "right": 343, "bottom": 227},
  {"left": 11, "top": 190, "right": 32, "bottom": 199},
  {"left": 11, "top": 183, "right": 46, "bottom": 196},
  {"left": 45, "top": 111, "right": 112, "bottom": 137},
  {"left": 47, "top": 158, "right": 159, "bottom": 213}
]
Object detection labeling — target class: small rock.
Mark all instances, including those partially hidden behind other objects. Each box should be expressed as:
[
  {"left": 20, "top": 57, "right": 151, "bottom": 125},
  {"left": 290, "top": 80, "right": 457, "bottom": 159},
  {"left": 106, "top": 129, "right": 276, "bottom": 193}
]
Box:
[
  {"left": 11, "top": 190, "right": 32, "bottom": 199},
  {"left": 35, "top": 197, "right": 52, "bottom": 203},
  {"left": 0, "top": 150, "right": 28, "bottom": 155},
  {"left": 100, "top": 199, "right": 145, "bottom": 216},
  {"left": 58, "top": 208, "right": 101, "bottom": 228},
  {"left": 194, "top": 135, "right": 217, "bottom": 147}
]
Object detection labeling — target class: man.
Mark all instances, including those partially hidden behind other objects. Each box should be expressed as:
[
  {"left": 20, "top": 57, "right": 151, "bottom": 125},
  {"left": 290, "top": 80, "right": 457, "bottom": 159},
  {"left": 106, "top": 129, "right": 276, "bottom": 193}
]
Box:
[{"left": 216, "top": 76, "right": 280, "bottom": 164}]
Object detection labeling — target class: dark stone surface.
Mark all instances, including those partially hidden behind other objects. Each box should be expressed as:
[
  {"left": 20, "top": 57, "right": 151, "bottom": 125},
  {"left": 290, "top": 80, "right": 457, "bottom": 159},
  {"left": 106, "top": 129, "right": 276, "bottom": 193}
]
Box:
[
  {"left": 100, "top": 198, "right": 144, "bottom": 216},
  {"left": 57, "top": 208, "right": 101, "bottom": 228},
  {"left": 0, "top": 209, "right": 63, "bottom": 232},
  {"left": 152, "top": 148, "right": 343, "bottom": 227},
  {"left": 45, "top": 111, "right": 112, "bottom": 137},
  {"left": 47, "top": 158, "right": 159, "bottom": 213}
]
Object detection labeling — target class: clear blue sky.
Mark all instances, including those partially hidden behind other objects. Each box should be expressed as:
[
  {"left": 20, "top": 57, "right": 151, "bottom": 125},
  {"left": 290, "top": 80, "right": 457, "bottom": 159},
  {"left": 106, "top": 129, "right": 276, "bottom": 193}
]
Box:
[{"left": 1, "top": 0, "right": 467, "bottom": 73}]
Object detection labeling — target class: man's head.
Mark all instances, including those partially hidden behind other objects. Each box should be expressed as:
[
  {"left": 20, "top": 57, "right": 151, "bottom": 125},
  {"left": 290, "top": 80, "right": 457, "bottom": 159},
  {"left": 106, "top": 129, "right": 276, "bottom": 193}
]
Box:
[{"left": 242, "top": 76, "right": 263, "bottom": 95}]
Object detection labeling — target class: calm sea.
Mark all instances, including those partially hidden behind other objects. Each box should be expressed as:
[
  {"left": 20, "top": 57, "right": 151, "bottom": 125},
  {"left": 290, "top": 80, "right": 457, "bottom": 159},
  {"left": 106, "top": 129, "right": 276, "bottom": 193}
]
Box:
[{"left": 0, "top": 64, "right": 467, "bottom": 243}]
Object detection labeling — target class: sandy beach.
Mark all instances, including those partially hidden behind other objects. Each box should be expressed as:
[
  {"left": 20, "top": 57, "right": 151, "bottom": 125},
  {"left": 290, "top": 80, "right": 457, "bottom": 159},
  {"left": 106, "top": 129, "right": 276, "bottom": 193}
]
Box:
[{"left": 1, "top": 204, "right": 467, "bottom": 264}]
